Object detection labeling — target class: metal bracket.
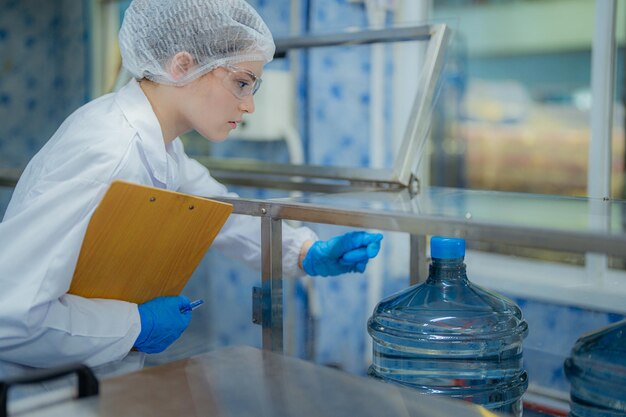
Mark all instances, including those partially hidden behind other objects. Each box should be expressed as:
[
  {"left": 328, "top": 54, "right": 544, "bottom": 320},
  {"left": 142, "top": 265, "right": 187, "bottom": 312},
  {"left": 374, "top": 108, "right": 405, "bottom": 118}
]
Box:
[
  {"left": 252, "top": 286, "right": 262, "bottom": 325},
  {"left": 408, "top": 174, "right": 420, "bottom": 198}
]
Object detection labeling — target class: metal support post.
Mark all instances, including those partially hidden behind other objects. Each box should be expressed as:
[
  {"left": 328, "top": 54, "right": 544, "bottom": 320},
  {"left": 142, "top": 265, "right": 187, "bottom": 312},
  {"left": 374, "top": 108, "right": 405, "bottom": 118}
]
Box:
[
  {"left": 409, "top": 234, "right": 428, "bottom": 285},
  {"left": 586, "top": 0, "right": 616, "bottom": 283},
  {"left": 260, "top": 216, "right": 283, "bottom": 352}
]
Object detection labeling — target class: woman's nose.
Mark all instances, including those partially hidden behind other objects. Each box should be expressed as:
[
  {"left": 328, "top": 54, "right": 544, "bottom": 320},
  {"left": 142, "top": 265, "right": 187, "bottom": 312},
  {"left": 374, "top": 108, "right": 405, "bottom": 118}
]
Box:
[{"left": 239, "top": 95, "right": 255, "bottom": 114}]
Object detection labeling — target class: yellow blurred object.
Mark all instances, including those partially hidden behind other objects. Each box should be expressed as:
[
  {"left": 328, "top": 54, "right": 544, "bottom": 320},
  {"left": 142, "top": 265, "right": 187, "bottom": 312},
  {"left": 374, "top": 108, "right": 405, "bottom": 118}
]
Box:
[
  {"left": 459, "top": 104, "right": 624, "bottom": 197},
  {"left": 476, "top": 406, "right": 500, "bottom": 417}
]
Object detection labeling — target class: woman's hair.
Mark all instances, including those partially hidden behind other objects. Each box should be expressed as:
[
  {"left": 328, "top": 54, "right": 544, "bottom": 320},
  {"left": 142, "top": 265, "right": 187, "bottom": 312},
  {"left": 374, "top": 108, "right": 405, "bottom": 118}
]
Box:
[{"left": 119, "top": 0, "right": 275, "bottom": 86}]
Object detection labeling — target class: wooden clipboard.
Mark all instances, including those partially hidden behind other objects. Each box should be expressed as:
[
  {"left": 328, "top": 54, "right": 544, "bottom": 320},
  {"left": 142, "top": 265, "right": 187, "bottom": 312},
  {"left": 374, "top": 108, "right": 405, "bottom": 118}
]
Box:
[{"left": 69, "top": 180, "right": 233, "bottom": 304}]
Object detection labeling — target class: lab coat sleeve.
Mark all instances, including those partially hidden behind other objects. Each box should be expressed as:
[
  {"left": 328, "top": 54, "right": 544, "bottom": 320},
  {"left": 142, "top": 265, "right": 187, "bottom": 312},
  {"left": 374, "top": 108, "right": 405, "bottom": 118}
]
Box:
[
  {"left": 174, "top": 147, "right": 318, "bottom": 278},
  {"left": 0, "top": 178, "right": 141, "bottom": 369}
]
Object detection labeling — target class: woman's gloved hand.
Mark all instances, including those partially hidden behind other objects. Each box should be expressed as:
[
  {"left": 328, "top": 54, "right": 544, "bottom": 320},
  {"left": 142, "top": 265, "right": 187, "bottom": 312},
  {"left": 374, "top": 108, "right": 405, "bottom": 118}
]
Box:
[
  {"left": 134, "top": 296, "right": 192, "bottom": 354},
  {"left": 302, "top": 231, "right": 383, "bottom": 277}
]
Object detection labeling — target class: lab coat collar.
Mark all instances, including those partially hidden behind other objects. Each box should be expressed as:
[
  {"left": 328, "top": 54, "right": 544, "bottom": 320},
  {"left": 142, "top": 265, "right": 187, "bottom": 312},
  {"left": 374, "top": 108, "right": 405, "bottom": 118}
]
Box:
[{"left": 114, "top": 79, "right": 169, "bottom": 186}]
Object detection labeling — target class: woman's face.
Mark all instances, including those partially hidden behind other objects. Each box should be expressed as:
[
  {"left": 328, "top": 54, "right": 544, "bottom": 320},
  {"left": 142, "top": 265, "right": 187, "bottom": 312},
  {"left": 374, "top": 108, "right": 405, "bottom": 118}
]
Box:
[{"left": 179, "top": 61, "right": 264, "bottom": 142}]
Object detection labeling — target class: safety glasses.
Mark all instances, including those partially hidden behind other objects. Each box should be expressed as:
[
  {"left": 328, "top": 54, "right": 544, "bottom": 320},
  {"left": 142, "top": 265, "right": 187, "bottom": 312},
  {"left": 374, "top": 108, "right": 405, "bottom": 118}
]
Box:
[{"left": 220, "top": 65, "right": 263, "bottom": 99}]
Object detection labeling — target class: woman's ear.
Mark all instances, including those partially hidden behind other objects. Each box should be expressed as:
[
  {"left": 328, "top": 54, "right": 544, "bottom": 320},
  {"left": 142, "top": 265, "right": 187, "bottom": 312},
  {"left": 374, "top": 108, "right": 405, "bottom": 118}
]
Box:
[{"left": 168, "top": 52, "right": 195, "bottom": 80}]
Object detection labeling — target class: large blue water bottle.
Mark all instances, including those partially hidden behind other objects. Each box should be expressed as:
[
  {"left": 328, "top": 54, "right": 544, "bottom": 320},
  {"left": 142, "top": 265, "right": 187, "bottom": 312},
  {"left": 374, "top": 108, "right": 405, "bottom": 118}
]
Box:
[
  {"left": 564, "top": 319, "right": 626, "bottom": 417},
  {"left": 368, "top": 236, "right": 528, "bottom": 416}
]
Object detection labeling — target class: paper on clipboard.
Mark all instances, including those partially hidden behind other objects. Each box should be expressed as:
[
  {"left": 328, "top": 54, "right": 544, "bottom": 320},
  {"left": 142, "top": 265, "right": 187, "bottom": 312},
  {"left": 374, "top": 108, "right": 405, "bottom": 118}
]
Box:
[{"left": 69, "top": 180, "right": 233, "bottom": 304}]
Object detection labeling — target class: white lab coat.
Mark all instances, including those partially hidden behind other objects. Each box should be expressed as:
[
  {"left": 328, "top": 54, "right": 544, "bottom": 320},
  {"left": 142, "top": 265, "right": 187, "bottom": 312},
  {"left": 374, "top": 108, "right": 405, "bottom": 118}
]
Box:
[{"left": 0, "top": 79, "right": 316, "bottom": 391}]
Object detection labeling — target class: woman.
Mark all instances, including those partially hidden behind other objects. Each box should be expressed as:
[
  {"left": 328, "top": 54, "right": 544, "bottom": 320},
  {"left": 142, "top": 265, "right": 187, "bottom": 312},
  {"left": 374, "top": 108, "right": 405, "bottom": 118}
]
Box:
[{"left": 0, "top": 0, "right": 382, "bottom": 389}]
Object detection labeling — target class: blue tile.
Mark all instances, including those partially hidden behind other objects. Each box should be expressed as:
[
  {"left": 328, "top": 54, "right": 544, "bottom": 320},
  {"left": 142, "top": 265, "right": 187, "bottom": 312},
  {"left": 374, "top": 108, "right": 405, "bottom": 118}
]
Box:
[
  {"left": 26, "top": 98, "right": 37, "bottom": 111},
  {"left": 316, "top": 8, "right": 327, "bottom": 23},
  {"left": 26, "top": 136, "right": 39, "bottom": 152},
  {"left": 25, "top": 76, "right": 37, "bottom": 89},
  {"left": 52, "top": 76, "right": 64, "bottom": 89},
  {"left": 49, "top": 15, "right": 61, "bottom": 31},
  {"left": 329, "top": 84, "right": 342, "bottom": 99},
  {"left": 24, "top": 36, "right": 35, "bottom": 48},
  {"left": 228, "top": 270, "right": 239, "bottom": 285},
  {"left": 315, "top": 105, "right": 326, "bottom": 121},
  {"left": 23, "top": 14, "right": 34, "bottom": 28},
  {"left": 328, "top": 278, "right": 341, "bottom": 292},
  {"left": 8, "top": 126, "right": 21, "bottom": 137},
  {"left": 218, "top": 334, "right": 231, "bottom": 346},
  {"left": 279, "top": 7, "right": 289, "bottom": 22}
]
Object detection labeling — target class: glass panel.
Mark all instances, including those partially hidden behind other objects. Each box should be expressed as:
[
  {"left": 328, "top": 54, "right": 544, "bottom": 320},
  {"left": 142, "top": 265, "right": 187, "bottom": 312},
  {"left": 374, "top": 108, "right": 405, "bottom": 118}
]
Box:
[
  {"left": 269, "top": 186, "right": 626, "bottom": 235},
  {"left": 430, "top": 0, "right": 626, "bottom": 198}
]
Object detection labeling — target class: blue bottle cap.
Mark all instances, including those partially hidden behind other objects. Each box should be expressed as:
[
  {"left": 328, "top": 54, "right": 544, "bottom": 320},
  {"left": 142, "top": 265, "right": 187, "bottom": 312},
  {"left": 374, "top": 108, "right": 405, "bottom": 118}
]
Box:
[{"left": 431, "top": 236, "right": 465, "bottom": 259}]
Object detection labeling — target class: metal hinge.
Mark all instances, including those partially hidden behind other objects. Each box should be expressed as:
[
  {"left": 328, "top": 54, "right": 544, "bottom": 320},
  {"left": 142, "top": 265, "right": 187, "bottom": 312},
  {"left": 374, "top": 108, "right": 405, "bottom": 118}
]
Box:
[{"left": 252, "top": 286, "right": 262, "bottom": 325}]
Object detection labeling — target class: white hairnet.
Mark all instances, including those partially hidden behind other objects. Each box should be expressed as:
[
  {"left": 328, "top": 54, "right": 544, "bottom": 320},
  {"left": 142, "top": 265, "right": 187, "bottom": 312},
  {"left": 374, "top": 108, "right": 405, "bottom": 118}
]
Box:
[{"left": 119, "top": 0, "right": 275, "bottom": 86}]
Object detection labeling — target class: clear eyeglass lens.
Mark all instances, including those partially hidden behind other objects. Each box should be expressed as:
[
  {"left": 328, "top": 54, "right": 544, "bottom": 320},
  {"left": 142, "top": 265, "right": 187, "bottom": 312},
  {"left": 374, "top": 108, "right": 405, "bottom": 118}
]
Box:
[{"left": 223, "top": 66, "right": 262, "bottom": 99}]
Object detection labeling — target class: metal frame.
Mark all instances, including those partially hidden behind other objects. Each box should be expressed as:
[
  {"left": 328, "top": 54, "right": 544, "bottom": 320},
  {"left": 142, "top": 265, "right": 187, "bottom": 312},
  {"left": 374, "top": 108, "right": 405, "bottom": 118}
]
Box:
[
  {"left": 194, "top": 157, "right": 404, "bottom": 193},
  {"left": 391, "top": 23, "right": 449, "bottom": 185},
  {"left": 259, "top": 216, "right": 284, "bottom": 351},
  {"left": 222, "top": 193, "right": 626, "bottom": 259},
  {"left": 197, "top": 23, "right": 450, "bottom": 192},
  {"left": 273, "top": 25, "right": 432, "bottom": 57},
  {"left": 217, "top": 190, "right": 626, "bottom": 352},
  {"left": 585, "top": 0, "right": 617, "bottom": 284}
]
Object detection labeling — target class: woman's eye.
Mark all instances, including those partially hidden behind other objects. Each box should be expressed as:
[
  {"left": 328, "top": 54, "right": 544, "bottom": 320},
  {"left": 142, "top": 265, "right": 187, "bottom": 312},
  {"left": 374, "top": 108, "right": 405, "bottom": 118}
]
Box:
[{"left": 237, "top": 79, "right": 250, "bottom": 90}]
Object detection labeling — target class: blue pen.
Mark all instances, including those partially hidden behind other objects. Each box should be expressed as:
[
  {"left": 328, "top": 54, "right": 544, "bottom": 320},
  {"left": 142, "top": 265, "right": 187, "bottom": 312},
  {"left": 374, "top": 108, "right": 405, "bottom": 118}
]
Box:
[{"left": 181, "top": 299, "right": 204, "bottom": 313}]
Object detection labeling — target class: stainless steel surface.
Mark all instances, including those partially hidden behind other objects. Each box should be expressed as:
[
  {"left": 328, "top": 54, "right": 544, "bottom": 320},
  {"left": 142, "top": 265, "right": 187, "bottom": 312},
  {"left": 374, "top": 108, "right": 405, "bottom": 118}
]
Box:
[
  {"left": 198, "top": 157, "right": 398, "bottom": 183},
  {"left": 15, "top": 346, "right": 495, "bottom": 417},
  {"left": 274, "top": 25, "right": 432, "bottom": 58},
  {"left": 261, "top": 217, "right": 284, "bottom": 352},
  {"left": 205, "top": 175, "right": 383, "bottom": 193},
  {"left": 217, "top": 187, "right": 626, "bottom": 257},
  {"left": 262, "top": 188, "right": 626, "bottom": 256},
  {"left": 212, "top": 186, "right": 626, "bottom": 352},
  {"left": 199, "top": 157, "right": 398, "bottom": 193},
  {"left": 410, "top": 234, "right": 428, "bottom": 285},
  {"left": 391, "top": 24, "right": 450, "bottom": 186},
  {"left": 252, "top": 286, "right": 262, "bottom": 325}
]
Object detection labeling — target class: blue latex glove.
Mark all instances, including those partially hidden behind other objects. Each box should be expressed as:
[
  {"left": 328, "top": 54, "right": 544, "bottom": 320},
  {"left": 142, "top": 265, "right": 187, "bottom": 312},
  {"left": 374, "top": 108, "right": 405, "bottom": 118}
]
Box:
[
  {"left": 134, "top": 296, "right": 192, "bottom": 354},
  {"left": 302, "top": 231, "right": 383, "bottom": 277}
]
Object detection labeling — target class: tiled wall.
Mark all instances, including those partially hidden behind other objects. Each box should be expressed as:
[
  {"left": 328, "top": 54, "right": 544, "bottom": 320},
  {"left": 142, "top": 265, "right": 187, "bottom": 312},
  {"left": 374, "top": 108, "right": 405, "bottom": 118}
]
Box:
[
  {"left": 0, "top": 0, "right": 88, "bottom": 169},
  {"left": 1, "top": 0, "right": 624, "bottom": 400},
  {"left": 0, "top": 0, "right": 88, "bottom": 211}
]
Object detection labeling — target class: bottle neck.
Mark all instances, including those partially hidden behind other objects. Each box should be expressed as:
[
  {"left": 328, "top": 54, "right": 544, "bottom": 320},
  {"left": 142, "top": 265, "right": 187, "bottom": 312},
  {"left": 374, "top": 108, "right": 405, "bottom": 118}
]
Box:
[{"left": 428, "top": 257, "right": 467, "bottom": 282}]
